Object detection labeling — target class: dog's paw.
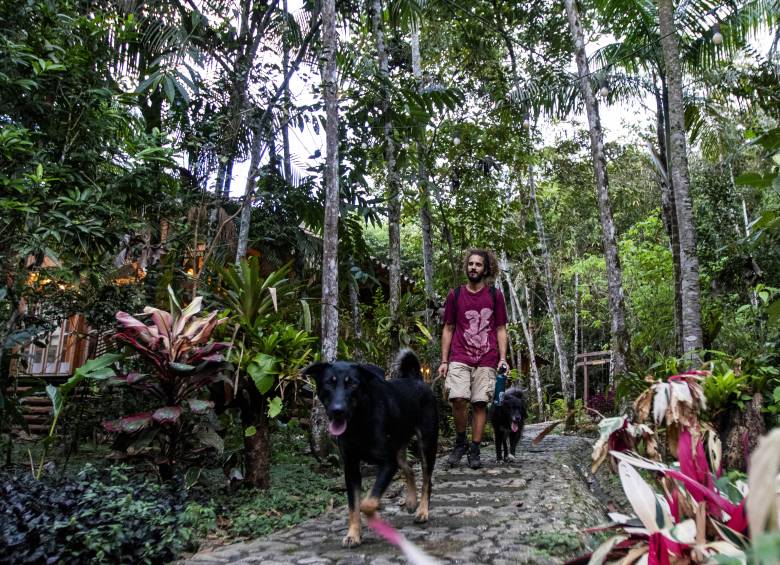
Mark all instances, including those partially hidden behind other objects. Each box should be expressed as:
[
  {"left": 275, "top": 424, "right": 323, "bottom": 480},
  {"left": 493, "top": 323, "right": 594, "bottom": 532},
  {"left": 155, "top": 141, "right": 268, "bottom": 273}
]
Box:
[
  {"left": 342, "top": 531, "right": 362, "bottom": 547},
  {"left": 402, "top": 494, "right": 419, "bottom": 513},
  {"left": 413, "top": 508, "right": 429, "bottom": 523},
  {"left": 360, "top": 497, "right": 380, "bottom": 517}
]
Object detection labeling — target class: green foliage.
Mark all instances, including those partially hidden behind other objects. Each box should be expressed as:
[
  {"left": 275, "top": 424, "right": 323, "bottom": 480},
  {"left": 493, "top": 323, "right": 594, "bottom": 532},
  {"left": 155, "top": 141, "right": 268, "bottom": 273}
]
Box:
[
  {"left": 703, "top": 369, "right": 750, "bottom": 415},
  {"left": 188, "top": 422, "right": 345, "bottom": 540},
  {"left": 548, "top": 397, "right": 583, "bottom": 420},
  {"left": 218, "top": 258, "right": 293, "bottom": 333},
  {"left": 0, "top": 464, "right": 196, "bottom": 563},
  {"left": 358, "top": 289, "right": 431, "bottom": 365},
  {"left": 615, "top": 372, "right": 651, "bottom": 406},
  {"left": 27, "top": 353, "right": 124, "bottom": 479},
  {"left": 0, "top": 0, "right": 189, "bottom": 390},
  {"left": 217, "top": 258, "right": 316, "bottom": 418},
  {"left": 247, "top": 322, "right": 317, "bottom": 405},
  {"left": 224, "top": 457, "right": 343, "bottom": 537},
  {"left": 522, "top": 531, "right": 583, "bottom": 557}
]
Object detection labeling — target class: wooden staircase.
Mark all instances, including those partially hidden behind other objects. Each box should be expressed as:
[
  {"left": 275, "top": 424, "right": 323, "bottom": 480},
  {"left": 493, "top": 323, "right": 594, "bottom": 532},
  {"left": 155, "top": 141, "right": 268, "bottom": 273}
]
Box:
[{"left": 7, "top": 383, "right": 55, "bottom": 437}]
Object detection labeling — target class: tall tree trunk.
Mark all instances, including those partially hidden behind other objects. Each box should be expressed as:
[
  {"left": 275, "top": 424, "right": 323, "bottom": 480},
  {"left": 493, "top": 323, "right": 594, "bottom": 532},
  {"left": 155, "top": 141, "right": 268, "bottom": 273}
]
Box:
[
  {"left": 318, "top": 0, "right": 340, "bottom": 357},
  {"left": 504, "top": 269, "right": 545, "bottom": 420},
  {"left": 349, "top": 277, "right": 363, "bottom": 361},
  {"left": 221, "top": 159, "right": 234, "bottom": 198},
  {"left": 501, "top": 254, "right": 520, "bottom": 322},
  {"left": 412, "top": 21, "right": 435, "bottom": 334},
  {"left": 370, "top": 0, "right": 401, "bottom": 359},
  {"left": 657, "top": 0, "right": 704, "bottom": 354},
  {"left": 281, "top": 0, "right": 292, "bottom": 184},
  {"left": 311, "top": 0, "right": 340, "bottom": 458},
  {"left": 572, "top": 271, "right": 579, "bottom": 398},
  {"left": 242, "top": 394, "right": 271, "bottom": 489},
  {"left": 215, "top": 160, "right": 227, "bottom": 195},
  {"left": 528, "top": 166, "right": 572, "bottom": 421},
  {"left": 563, "top": 0, "right": 630, "bottom": 377},
  {"left": 235, "top": 125, "right": 265, "bottom": 262},
  {"left": 653, "top": 82, "right": 684, "bottom": 354}
]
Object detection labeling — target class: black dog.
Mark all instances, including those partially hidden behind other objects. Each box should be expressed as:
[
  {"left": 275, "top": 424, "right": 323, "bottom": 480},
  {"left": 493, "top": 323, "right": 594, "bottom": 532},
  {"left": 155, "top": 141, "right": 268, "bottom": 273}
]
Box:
[
  {"left": 490, "top": 387, "right": 527, "bottom": 463},
  {"left": 303, "top": 349, "right": 438, "bottom": 547}
]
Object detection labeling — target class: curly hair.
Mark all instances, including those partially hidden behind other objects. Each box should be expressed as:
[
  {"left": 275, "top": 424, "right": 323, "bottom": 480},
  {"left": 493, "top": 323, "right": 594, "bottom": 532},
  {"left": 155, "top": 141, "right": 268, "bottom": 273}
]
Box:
[{"left": 462, "top": 248, "right": 500, "bottom": 283}]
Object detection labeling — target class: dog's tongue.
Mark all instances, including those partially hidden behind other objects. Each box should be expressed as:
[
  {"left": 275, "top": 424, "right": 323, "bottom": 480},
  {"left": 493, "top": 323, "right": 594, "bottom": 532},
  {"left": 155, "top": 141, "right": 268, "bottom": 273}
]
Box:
[
  {"left": 329, "top": 419, "right": 347, "bottom": 437},
  {"left": 511, "top": 421, "right": 519, "bottom": 433}
]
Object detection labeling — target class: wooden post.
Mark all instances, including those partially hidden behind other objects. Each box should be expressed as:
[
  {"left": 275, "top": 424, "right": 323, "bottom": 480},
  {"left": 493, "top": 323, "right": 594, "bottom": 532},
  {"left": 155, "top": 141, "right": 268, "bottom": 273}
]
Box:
[{"left": 583, "top": 359, "right": 589, "bottom": 408}]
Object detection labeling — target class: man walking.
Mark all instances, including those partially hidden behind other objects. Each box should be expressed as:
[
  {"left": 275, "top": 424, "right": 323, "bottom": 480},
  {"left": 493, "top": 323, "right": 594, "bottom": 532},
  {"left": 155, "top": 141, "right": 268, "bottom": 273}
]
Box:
[{"left": 438, "top": 249, "right": 508, "bottom": 469}]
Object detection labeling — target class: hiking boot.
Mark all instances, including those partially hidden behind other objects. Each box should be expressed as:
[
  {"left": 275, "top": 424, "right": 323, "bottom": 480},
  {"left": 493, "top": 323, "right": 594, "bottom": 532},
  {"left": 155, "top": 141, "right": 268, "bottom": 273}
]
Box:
[
  {"left": 467, "top": 449, "right": 482, "bottom": 470},
  {"left": 447, "top": 443, "right": 467, "bottom": 466}
]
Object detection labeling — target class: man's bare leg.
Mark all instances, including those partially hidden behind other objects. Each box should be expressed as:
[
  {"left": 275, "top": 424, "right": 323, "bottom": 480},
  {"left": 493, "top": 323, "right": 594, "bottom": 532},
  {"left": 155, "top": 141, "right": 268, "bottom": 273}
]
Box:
[
  {"left": 471, "top": 402, "right": 487, "bottom": 442},
  {"left": 447, "top": 398, "right": 469, "bottom": 466},
  {"left": 468, "top": 402, "right": 487, "bottom": 469}
]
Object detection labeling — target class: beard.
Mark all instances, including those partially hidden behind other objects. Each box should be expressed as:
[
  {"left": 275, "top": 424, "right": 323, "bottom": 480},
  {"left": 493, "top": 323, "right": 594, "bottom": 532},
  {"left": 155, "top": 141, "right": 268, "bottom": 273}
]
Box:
[{"left": 467, "top": 270, "right": 484, "bottom": 283}]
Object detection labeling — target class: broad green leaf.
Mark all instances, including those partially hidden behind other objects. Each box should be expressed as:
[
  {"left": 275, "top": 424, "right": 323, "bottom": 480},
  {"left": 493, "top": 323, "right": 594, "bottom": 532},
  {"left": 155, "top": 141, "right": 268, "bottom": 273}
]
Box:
[
  {"left": 247, "top": 353, "right": 277, "bottom": 394},
  {"left": 767, "top": 299, "right": 780, "bottom": 327},
  {"left": 162, "top": 75, "right": 176, "bottom": 103},
  {"left": 46, "top": 384, "right": 62, "bottom": 416},
  {"left": 244, "top": 425, "right": 256, "bottom": 437},
  {"left": 415, "top": 320, "right": 433, "bottom": 341},
  {"left": 73, "top": 352, "right": 122, "bottom": 380},
  {"left": 300, "top": 299, "right": 312, "bottom": 332},
  {"left": 197, "top": 428, "right": 224, "bottom": 454},
  {"left": 267, "top": 396, "right": 283, "bottom": 418},
  {"left": 735, "top": 172, "right": 773, "bottom": 188}
]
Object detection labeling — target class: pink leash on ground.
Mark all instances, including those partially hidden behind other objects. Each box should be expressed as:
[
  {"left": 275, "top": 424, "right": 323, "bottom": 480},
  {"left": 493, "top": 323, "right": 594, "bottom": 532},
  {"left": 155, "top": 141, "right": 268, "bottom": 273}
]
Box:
[{"left": 367, "top": 516, "right": 440, "bottom": 565}]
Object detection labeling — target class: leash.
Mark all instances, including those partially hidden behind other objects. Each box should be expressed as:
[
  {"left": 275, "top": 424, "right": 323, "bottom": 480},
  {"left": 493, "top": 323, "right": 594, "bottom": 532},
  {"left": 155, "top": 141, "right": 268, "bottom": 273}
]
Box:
[{"left": 366, "top": 516, "right": 440, "bottom": 565}]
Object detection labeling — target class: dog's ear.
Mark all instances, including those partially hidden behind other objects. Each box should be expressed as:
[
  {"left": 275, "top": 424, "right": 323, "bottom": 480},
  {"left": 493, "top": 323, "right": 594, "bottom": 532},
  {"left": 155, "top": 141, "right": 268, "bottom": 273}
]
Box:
[{"left": 302, "top": 362, "right": 330, "bottom": 387}]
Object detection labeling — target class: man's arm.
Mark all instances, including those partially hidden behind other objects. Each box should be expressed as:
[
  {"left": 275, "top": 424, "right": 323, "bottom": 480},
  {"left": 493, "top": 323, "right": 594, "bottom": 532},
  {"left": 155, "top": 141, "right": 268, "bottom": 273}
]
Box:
[
  {"left": 496, "top": 325, "right": 508, "bottom": 370},
  {"left": 438, "top": 324, "right": 455, "bottom": 378}
]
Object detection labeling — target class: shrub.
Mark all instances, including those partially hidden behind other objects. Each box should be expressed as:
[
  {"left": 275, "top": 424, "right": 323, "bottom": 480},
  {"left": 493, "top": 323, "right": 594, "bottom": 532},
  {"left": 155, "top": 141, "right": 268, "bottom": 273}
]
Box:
[
  {"left": 0, "top": 464, "right": 196, "bottom": 564},
  {"left": 105, "top": 288, "right": 229, "bottom": 478},
  {"left": 587, "top": 388, "right": 616, "bottom": 417}
]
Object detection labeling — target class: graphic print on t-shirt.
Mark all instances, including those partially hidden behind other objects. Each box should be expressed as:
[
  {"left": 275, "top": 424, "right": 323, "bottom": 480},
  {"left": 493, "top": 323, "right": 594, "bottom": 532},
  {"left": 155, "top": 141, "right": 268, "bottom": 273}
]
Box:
[{"left": 463, "top": 307, "right": 492, "bottom": 361}]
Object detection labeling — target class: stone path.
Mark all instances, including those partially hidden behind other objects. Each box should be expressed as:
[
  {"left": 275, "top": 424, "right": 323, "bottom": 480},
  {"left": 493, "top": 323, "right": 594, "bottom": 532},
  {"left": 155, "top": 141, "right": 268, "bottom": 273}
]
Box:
[{"left": 187, "top": 424, "right": 613, "bottom": 564}]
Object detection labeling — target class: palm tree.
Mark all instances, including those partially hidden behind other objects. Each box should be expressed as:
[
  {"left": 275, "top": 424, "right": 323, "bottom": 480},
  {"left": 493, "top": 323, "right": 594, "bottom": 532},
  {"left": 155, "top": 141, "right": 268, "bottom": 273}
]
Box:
[{"left": 658, "top": 0, "right": 705, "bottom": 353}]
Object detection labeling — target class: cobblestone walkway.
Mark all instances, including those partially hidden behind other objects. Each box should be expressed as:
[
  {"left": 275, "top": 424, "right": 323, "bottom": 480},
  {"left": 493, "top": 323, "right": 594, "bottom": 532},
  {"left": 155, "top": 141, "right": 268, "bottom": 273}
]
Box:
[{"left": 187, "top": 424, "right": 611, "bottom": 564}]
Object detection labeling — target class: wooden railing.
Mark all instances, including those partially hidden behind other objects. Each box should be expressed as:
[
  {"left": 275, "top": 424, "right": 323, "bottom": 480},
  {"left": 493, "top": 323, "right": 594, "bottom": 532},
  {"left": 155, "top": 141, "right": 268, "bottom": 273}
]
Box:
[{"left": 574, "top": 350, "right": 611, "bottom": 407}]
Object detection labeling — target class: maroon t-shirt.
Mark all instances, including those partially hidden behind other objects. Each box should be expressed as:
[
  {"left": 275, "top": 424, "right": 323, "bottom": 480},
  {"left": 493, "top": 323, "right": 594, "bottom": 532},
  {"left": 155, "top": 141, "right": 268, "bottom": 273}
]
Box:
[{"left": 443, "top": 285, "right": 508, "bottom": 368}]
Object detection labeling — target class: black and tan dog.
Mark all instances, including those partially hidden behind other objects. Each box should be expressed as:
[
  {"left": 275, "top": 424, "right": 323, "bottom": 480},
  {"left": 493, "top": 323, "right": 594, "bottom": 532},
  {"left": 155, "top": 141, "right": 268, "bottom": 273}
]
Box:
[
  {"left": 490, "top": 387, "right": 527, "bottom": 463},
  {"left": 304, "top": 349, "right": 438, "bottom": 547}
]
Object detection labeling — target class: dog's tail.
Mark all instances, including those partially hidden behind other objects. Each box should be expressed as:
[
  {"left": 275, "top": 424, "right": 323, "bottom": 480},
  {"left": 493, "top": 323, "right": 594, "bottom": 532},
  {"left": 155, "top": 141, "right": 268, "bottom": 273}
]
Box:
[{"left": 394, "top": 348, "right": 423, "bottom": 379}]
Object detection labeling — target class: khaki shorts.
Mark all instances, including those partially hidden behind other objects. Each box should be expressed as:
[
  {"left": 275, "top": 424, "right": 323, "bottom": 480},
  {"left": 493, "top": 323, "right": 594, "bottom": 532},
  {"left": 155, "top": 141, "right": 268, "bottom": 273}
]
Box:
[{"left": 444, "top": 361, "right": 496, "bottom": 404}]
